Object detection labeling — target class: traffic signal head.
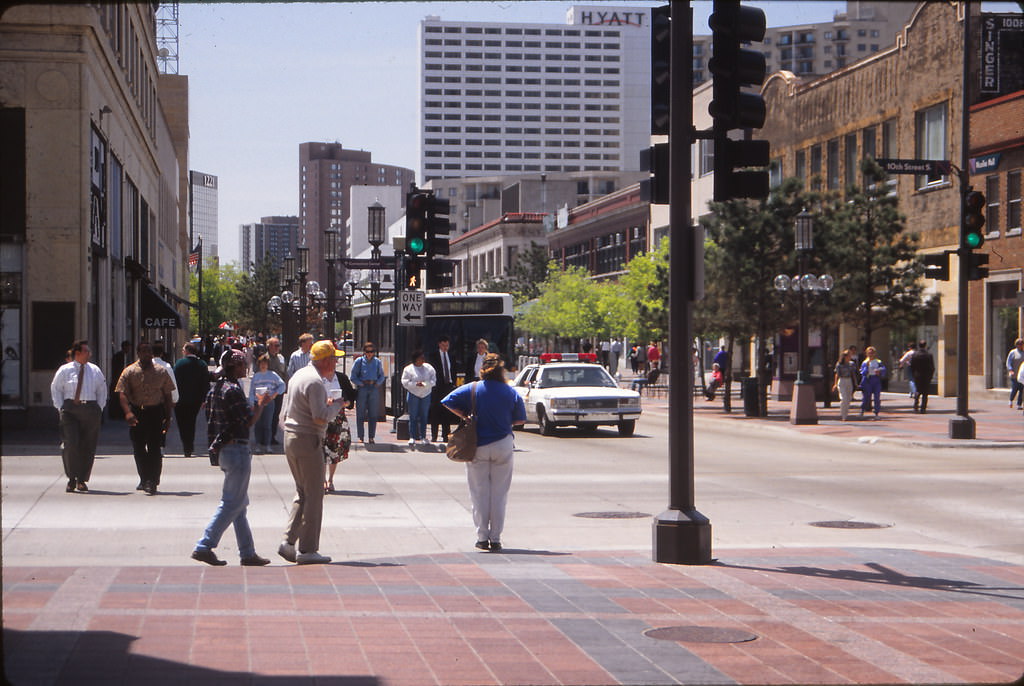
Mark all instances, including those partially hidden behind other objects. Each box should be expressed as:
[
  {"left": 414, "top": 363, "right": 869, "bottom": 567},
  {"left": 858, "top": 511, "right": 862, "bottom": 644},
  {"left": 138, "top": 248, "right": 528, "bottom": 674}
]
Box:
[
  {"left": 406, "top": 192, "right": 428, "bottom": 255},
  {"left": 425, "top": 195, "right": 451, "bottom": 256},
  {"left": 713, "top": 137, "right": 770, "bottom": 201},
  {"left": 708, "top": 2, "right": 768, "bottom": 132},
  {"left": 967, "top": 252, "right": 989, "bottom": 281},
  {"left": 650, "top": 4, "right": 671, "bottom": 136},
  {"left": 921, "top": 251, "right": 950, "bottom": 281},
  {"left": 639, "top": 143, "right": 669, "bottom": 205},
  {"left": 963, "top": 191, "right": 986, "bottom": 249},
  {"left": 426, "top": 258, "right": 455, "bottom": 290},
  {"left": 403, "top": 255, "right": 422, "bottom": 289}
]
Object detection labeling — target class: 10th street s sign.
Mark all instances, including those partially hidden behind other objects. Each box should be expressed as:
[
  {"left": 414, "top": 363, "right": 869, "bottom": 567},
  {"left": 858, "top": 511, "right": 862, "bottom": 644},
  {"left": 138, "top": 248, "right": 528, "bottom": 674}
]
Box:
[
  {"left": 398, "top": 290, "right": 425, "bottom": 327},
  {"left": 876, "top": 158, "right": 952, "bottom": 176}
]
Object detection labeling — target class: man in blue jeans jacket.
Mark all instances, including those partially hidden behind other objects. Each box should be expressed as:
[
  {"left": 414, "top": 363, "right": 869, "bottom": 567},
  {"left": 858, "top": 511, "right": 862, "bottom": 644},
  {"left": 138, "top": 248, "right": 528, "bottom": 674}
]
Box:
[{"left": 350, "top": 342, "right": 386, "bottom": 443}]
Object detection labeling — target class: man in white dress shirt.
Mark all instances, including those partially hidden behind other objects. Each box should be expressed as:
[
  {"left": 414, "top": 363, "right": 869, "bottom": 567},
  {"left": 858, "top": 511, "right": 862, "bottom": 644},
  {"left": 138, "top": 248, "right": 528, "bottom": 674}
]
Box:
[{"left": 50, "top": 340, "right": 107, "bottom": 492}]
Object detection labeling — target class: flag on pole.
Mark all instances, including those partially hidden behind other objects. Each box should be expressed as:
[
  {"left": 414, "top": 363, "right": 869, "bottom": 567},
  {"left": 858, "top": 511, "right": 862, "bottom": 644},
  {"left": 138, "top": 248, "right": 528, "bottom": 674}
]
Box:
[{"left": 188, "top": 242, "right": 201, "bottom": 269}]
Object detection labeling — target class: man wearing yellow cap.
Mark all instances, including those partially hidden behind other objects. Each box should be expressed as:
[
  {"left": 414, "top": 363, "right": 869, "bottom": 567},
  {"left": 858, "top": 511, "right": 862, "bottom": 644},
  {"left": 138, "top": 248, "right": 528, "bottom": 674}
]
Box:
[{"left": 278, "top": 339, "right": 341, "bottom": 564}]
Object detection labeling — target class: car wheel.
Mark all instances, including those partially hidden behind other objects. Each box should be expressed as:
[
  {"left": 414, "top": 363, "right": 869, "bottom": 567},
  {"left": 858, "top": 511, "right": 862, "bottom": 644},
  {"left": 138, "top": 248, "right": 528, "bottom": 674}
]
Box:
[
  {"left": 618, "top": 419, "right": 636, "bottom": 437},
  {"left": 538, "top": 408, "right": 556, "bottom": 436}
]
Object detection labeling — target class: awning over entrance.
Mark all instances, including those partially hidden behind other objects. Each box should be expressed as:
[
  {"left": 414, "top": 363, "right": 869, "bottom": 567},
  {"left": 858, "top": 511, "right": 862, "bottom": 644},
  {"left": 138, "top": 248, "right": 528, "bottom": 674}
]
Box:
[{"left": 141, "top": 284, "right": 183, "bottom": 329}]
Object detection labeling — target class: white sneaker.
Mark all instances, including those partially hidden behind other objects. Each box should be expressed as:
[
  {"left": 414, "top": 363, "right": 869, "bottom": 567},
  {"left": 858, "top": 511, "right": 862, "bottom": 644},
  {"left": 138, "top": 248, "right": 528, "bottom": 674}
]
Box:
[
  {"left": 420, "top": 439, "right": 431, "bottom": 446},
  {"left": 296, "top": 551, "right": 332, "bottom": 565},
  {"left": 277, "top": 541, "right": 296, "bottom": 563},
  {"left": 408, "top": 439, "right": 416, "bottom": 447}
]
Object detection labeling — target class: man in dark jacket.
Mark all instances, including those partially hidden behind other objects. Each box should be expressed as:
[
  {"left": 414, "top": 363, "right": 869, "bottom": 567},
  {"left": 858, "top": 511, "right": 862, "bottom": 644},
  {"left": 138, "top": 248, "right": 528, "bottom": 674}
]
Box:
[
  {"left": 174, "top": 342, "right": 211, "bottom": 457},
  {"left": 910, "top": 340, "right": 936, "bottom": 414},
  {"left": 428, "top": 335, "right": 459, "bottom": 442}
]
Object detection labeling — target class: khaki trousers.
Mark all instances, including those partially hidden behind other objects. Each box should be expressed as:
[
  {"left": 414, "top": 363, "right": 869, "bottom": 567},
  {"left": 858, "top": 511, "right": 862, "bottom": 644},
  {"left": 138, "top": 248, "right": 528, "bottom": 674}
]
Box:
[{"left": 283, "top": 430, "right": 326, "bottom": 554}]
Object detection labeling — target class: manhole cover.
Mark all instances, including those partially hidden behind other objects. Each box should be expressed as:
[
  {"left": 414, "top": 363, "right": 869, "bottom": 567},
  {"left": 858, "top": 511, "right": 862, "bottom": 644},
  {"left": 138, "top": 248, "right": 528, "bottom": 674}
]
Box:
[
  {"left": 644, "top": 626, "right": 758, "bottom": 644},
  {"left": 809, "top": 520, "right": 892, "bottom": 529},
  {"left": 573, "top": 512, "right": 651, "bottom": 519}
]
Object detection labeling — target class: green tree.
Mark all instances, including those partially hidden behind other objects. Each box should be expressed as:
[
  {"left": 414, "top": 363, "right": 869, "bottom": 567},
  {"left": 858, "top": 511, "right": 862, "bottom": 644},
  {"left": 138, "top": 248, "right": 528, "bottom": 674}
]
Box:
[
  {"left": 698, "top": 178, "right": 810, "bottom": 414},
  {"left": 234, "top": 255, "right": 282, "bottom": 335},
  {"left": 618, "top": 237, "right": 670, "bottom": 343},
  {"left": 189, "top": 259, "right": 241, "bottom": 337},
  {"left": 476, "top": 241, "right": 551, "bottom": 305},
  {"left": 817, "top": 160, "right": 924, "bottom": 348},
  {"left": 518, "top": 266, "right": 603, "bottom": 340}
]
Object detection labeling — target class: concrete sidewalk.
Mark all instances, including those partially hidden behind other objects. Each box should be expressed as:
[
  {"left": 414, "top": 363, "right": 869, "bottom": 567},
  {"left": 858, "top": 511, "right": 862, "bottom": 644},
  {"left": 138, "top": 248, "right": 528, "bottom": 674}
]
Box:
[{"left": 3, "top": 393, "right": 1022, "bottom": 685}]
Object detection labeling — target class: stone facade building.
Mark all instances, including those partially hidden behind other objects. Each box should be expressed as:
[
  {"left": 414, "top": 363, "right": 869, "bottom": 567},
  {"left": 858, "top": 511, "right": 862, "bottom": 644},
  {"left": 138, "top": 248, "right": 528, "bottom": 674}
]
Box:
[
  {"left": 1, "top": 4, "right": 189, "bottom": 427},
  {"left": 757, "top": 1, "right": 1018, "bottom": 396}
]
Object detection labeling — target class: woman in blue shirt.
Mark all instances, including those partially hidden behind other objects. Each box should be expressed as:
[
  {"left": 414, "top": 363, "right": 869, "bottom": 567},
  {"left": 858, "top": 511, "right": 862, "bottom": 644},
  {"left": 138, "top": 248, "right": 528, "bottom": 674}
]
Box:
[
  {"left": 350, "top": 342, "right": 386, "bottom": 444},
  {"left": 249, "top": 354, "right": 286, "bottom": 453},
  {"left": 443, "top": 353, "right": 526, "bottom": 552}
]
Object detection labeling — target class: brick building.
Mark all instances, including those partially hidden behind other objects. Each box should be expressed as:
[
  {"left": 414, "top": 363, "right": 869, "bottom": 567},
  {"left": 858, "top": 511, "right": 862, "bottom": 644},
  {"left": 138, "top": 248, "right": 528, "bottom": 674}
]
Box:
[
  {"left": 757, "top": 1, "right": 1024, "bottom": 397},
  {"left": 967, "top": 89, "right": 1024, "bottom": 389}
]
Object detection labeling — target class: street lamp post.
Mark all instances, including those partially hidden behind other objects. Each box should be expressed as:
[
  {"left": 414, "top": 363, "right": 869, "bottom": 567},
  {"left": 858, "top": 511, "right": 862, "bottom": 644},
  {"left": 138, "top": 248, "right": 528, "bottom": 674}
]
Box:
[
  {"left": 297, "top": 244, "right": 309, "bottom": 336},
  {"left": 368, "top": 202, "right": 386, "bottom": 346},
  {"left": 774, "top": 209, "right": 834, "bottom": 425},
  {"left": 324, "top": 227, "right": 340, "bottom": 343}
]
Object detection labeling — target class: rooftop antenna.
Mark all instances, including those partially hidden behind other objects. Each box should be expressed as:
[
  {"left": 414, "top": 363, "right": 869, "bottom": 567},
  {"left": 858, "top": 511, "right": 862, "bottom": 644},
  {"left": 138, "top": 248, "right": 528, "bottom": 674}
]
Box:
[{"left": 155, "top": 2, "right": 180, "bottom": 75}]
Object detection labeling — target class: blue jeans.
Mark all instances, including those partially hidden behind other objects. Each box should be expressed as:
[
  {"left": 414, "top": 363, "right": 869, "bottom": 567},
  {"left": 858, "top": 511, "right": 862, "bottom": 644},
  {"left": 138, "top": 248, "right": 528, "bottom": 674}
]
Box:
[
  {"left": 253, "top": 402, "right": 274, "bottom": 447},
  {"left": 1010, "top": 378, "right": 1023, "bottom": 407},
  {"left": 195, "top": 443, "right": 255, "bottom": 558},
  {"left": 356, "top": 384, "right": 380, "bottom": 440},
  {"left": 407, "top": 393, "right": 431, "bottom": 440},
  {"left": 860, "top": 377, "right": 882, "bottom": 415}
]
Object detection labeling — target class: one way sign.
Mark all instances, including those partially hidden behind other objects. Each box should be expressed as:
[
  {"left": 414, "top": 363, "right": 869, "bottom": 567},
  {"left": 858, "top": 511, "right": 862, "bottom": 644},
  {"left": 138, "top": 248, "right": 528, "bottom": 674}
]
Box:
[{"left": 398, "top": 290, "right": 425, "bottom": 327}]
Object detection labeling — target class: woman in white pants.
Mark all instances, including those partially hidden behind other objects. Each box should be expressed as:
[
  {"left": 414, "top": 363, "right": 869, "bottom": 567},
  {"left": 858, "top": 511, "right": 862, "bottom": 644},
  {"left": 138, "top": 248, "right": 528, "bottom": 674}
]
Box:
[
  {"left": 832, "top": 348, "right": 857, "bottom": 421},
  {"left": 442, "top": 354, "right": 526, "bottom": 552}
]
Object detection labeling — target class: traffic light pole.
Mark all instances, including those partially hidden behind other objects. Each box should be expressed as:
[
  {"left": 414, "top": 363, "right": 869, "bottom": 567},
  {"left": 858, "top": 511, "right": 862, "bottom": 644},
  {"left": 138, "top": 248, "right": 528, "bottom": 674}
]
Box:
[
  {"left": 653, "top": 0, "right": 712, "bottom": 565},
  {"left": 949, "top": 7, "right": 974, "bottom": 440}
]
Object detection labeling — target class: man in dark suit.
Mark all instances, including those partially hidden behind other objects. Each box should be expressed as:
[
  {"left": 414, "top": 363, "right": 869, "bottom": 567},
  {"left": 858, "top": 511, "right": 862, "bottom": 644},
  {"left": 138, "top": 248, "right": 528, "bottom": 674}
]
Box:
[{"left": 428, "top": 335, "right": 458, "bottom": 443}]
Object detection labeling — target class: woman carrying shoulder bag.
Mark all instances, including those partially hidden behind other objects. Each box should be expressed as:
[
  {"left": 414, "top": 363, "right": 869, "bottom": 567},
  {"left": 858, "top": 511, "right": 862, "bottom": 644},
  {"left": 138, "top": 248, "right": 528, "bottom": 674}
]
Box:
[{"left": 442, "top": 353, "right": 526, "bottom": 553}]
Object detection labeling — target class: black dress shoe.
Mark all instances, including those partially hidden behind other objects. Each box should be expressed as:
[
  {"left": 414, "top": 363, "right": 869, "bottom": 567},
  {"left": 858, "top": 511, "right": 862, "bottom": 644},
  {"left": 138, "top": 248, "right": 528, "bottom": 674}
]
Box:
[
  {"left": 475, "top": 540, "right": 490, "bottom": 551},
  {"left": 136, "top": 481, "right": 145, "bottom": 491},
  {"left": 240, "top": 554, "right": 271, "bottom": 566},
  {"left": 76, "top": 482, "right": 88, "bottom": 492},
  {"left": 144, "top": 482, "right": 157, "bottom": 495},
  {"left": 488, "top": 541, "right": 502, "bottom": 552},
  {"left": 66, "top": 479, "right": 76, "bottom": 492},
  {"left": 191, "top": 549, "right": 227, "bottom": 566}
]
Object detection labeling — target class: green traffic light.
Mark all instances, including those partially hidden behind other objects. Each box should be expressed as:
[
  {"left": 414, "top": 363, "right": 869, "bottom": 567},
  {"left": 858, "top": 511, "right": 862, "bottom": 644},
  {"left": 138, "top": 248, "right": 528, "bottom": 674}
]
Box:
[
  {"left": 408, "top": 237, "right": 425, "bottom": 253},
  {"left": 965, "top": 231, "right": 983, "bottom": 249}
]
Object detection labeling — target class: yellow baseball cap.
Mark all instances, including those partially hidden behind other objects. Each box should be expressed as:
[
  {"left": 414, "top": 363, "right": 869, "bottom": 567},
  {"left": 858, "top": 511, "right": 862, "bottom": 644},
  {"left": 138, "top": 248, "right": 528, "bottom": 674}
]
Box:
[{"left": 310, "top": 340, "right": 336, "bottom": 362}]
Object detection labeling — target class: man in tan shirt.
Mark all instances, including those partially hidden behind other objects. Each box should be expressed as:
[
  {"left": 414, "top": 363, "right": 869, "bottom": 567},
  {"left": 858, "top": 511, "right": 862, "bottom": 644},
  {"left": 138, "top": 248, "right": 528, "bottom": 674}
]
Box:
[{"left": 115, "top": 341, "right": 175, "bottom": 495}]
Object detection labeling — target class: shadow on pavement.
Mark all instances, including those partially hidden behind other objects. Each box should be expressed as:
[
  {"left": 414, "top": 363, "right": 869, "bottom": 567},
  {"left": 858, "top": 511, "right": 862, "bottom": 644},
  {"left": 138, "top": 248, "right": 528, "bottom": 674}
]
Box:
[
  {"left": 2, "top": 628, "right": 382, "bottom": 686},
  {"left": 714, "top": 559, "right": 1024, "bottom": 602}
]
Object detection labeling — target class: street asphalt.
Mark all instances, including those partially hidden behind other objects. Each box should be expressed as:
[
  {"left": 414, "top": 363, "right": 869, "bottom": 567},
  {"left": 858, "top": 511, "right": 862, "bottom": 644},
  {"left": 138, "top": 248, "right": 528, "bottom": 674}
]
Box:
[{"left": 2, "top": 388, "right": 1022, "bottom": 685}]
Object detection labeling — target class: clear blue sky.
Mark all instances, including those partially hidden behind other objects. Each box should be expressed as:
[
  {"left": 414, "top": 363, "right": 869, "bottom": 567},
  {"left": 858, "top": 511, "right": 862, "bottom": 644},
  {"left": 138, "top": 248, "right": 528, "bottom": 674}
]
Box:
[{"left": 175, "top": 1, "right": 866, "bottom": 263}]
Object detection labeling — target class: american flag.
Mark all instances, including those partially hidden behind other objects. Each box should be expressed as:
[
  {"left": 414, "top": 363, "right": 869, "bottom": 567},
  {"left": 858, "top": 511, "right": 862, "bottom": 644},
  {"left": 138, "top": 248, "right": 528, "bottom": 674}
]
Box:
[{"left": 188, "top": 246, "right": 201, "bottom": 268}]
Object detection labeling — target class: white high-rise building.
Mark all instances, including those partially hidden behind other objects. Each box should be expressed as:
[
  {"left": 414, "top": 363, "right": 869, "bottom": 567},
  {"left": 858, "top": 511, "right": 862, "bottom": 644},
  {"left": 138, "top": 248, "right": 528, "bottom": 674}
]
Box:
[{"left": 419, "top": 5, "right": 653, "bottom": 182}]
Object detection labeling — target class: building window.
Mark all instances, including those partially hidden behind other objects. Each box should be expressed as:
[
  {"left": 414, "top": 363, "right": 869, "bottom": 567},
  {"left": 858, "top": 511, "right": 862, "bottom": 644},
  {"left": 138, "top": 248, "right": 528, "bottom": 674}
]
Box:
[
  {"left": 826, "top": 138, "right": 840, "bottom": 189},
  {"left": 810, "top": 144, "right": 822, "bottom": 190},
  {"left": 1008, "top": 170, "right": 1021, "bottom": 234},
  {"left": 985, "top": 174, "right": 1000, "bottom": 236},
  {"left": 699, "top": 139, "right": 714, "bottom": 176},
  {"left": 843, "top": 134, "right": 857, "bottom": 190},
  {"left": 915, "top": 103, "right": 948, "bottom": 187},
  {"left": 795, "top": 149, "right": 806, "bottom": 180}
]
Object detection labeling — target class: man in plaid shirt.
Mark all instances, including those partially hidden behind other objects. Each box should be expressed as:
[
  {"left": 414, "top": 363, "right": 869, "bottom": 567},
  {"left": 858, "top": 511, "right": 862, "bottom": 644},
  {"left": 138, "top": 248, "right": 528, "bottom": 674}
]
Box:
[{"left": 191, "top": 349, "right": 272, "bottom": 566}]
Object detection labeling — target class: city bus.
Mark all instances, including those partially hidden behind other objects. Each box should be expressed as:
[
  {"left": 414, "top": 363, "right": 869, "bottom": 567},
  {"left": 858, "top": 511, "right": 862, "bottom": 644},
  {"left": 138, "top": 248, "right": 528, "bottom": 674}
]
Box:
[{"left": 351, "top": 292, "right": 515, "bottom": 412}]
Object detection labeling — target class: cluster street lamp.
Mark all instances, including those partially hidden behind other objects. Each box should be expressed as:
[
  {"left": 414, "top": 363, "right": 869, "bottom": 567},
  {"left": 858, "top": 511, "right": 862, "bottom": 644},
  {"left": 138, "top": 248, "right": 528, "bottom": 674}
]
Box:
[
  {"left": 267, "top": 246, "right": 327, "bottom": 355},
  {"left": 774, "top": 209, "right": 833, "bottom": 425},
  {"left": 324, "top": 227, "right": 341, "bottom": 342}
]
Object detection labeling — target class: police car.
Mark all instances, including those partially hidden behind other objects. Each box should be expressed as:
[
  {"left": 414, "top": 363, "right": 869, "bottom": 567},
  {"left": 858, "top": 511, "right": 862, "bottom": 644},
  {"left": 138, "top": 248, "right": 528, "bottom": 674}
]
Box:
[{"left": 512, "top": 353, "right": 642, "bottom": 436}]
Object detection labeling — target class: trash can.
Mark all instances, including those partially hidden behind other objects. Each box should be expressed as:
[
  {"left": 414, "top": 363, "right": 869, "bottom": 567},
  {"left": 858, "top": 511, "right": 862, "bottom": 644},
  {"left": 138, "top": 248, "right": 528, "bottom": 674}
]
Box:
[{"left": 742, "top": 377, "right": 760, "bottom": 417}]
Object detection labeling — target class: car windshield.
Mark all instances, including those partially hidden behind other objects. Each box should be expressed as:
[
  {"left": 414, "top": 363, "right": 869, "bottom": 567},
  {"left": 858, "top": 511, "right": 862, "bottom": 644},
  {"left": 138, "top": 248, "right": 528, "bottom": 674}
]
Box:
[{"left": 537, "top": 366, "right": 617, "bottom": 389}]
